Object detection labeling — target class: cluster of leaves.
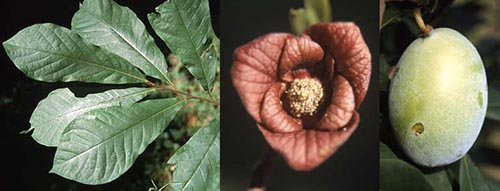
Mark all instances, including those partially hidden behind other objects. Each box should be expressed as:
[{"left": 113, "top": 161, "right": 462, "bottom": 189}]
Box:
[
  {"left": 144, "top": 57, "right": 220, "bottom": 190},
  {"left": 380, "top": 0, "right": 500, "bottom": 190},
  {"left": 2, "top": 0, "right": 220, "bottom": 189},
  {"left": 380, "top": 142, "right": 499, "bottom": 191}
]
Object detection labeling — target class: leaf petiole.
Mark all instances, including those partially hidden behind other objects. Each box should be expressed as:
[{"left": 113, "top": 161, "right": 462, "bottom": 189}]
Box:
[{"left": 155, "top": 84, "right": 219, "bottom": 105}]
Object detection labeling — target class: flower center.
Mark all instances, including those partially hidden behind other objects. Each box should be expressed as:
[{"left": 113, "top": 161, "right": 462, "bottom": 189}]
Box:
[{"left": 285, "top": 78, "right": 324, "bottom": 117}]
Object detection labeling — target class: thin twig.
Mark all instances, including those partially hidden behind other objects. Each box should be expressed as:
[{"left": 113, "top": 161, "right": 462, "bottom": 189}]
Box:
[
  {"left": 146, "top": 80, "right": 156, "bottom": 87},
  {"left": 156, "top": 84, "right": 219, "bottom": 105}
]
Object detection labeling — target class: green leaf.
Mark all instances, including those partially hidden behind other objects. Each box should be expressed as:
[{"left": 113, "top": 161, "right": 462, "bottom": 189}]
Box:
[
  {"left": 168, "top": 116, "right": 220, "bottom": 191},
  {"left": 72, "top": 0, "right": 171, "bottom": 83},
  {"left": 380, "top": 142, "right": 436, "bottom": 191},
  {"left": 381, "top": 4, "right": 409, "bottom": 30},
  {"left": 380, "top": 142, "right": 397, "bottom": 159},
  {"left": 30, "top": 87, "right": 155, "bottom": 147},
  {"left": 424, "top": 169, "right": 453, "bottom": 191},
  {"left": 380, "top": 144, "right": 453, "bottom": 191},
  {"left": 485, "top": 175, "right": 500, "bottom": 190},
  {"left": 50, "top": 98, "right": 185, "bottom": 185},
  {"left": 446, "top": 159, "right": 461, "bottom": 185},
  {"left": 380, "top": 158, "right": 436, "bottom": 191},
  {"left": 148, "top": 0, "right": 217, "bottom": 91},
  {"left": 459, "top": 155, "right": 490, "bottom": 191},
  {"left": 486, "top": 86, "right": 500, "bottom": 122},
  {"left": 3, "top": 23, "right": 147, "bottom": 84}
]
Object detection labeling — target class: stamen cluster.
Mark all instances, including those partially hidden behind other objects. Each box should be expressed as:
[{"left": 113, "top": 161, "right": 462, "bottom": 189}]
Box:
[{"left": 285, "top": 78, "right": 324, "bottom": 117}]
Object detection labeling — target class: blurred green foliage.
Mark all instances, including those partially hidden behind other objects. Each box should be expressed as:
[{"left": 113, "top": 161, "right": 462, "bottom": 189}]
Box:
[{"left": 289, "top": 0, "right": 332, "bottom": 35}]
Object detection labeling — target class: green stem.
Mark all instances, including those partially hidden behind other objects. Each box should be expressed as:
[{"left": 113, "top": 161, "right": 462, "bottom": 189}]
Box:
[
  {"left": 413, "top": 8, "right": 433, "bottom": 37},
  {"left": 155, "top": 84, "right": 219, "bottom": 105}
]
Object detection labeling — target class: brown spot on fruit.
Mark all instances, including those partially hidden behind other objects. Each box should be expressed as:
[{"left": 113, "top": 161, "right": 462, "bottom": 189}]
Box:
[{"left": 411, "top": 122, "right": 424, "bottom": 136}]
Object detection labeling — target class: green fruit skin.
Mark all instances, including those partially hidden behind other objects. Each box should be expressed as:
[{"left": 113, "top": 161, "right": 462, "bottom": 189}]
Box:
[{"left": 389, "top": 28, "right": 487, "bottom": 167}]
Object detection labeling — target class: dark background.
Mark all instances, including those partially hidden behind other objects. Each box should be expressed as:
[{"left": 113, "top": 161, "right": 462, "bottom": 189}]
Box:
[
  {"left": 0, "top": 0, "right": 219, "bottom": 190},
  {"left": 221, "top": 0, "right": 379, "bottom": 190}
]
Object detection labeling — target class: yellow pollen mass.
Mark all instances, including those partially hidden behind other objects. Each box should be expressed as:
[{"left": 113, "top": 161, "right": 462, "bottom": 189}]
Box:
[{"left": 285, "top": 78, "right": 324, "bottom": 117}]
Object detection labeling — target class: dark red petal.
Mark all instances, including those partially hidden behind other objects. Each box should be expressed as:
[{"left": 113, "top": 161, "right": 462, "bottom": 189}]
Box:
[
  {"left": 316, "top": 75, "right": 355, "bottom": 130},
  {"left": 232, "top": 33, "right": 293, "bottom": 122},
  {"left": 279, "top": 35, "right": 324, "bottom": 82},
  {"left": 260, "top": 82, "right": 302, "bottom": 133},
  {"left": 258, "top": 112, "right": 360, "bottom": 171},
  {"left": 305, "top": 22, "right": 371, "bottom": 108},
  {"left": 320, "top": 53, "right": 335, "bottom": 81}
]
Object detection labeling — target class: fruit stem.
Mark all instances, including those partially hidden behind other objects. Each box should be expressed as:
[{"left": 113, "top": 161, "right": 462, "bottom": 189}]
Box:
[{"left": 413, "top": 8, "right": 433, "bottom": 37}]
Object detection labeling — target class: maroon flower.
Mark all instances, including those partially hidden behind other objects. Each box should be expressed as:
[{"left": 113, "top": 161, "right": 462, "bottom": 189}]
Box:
[{"left": 231, "top": 22, "right": 371, "bottom": 170}]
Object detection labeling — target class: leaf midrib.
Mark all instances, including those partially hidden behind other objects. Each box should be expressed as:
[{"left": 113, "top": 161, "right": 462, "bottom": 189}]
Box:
[
  {"left": 174, "top": 125, "right": 219, "bottom": 191},
  {"left": 36, "top": 88, "right": 156, "bottom": 146},
  {"left": 79, "top": 6, "right": 170, "bottom": 83},
  {"left": 170, "top": 0, "right": 211, "bottom": 87},
  {"left": 464, "top": 157, "right": 475, "bottom": 191},
  {"left": 59, "top": 100, "right": 185, "bottom": 165},
  {"left": 36, "top": 88, "right": 155, "bottom": 126},
  {"left": 4, "top": 43, "right": 147, "bottom": 82}
]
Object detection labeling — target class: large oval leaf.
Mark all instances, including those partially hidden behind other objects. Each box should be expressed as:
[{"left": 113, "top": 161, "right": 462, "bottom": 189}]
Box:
[
  {"left": 424, "top": 169, "right": 453, "bottom": 191},
  {"left": 148, "top": 0, "right": 217, "bottom": 91},
  {"left": 2, "top": 23, "right": 147, "bottom": 84},
  {"left": 485, "top": 175, "right": 500, "bottom": 191},
  {"left": 72, "top": 0, "right": 170, "bottom": 83},
  {"left": 380, "top": 143, "right": 436, "bottom": 191},
  {"left": 30, "top": 87, "right": 155, "bottom": 147},
  {"left": 168, "top": 116, "right": 220, "bottom": 191},
  {"left": 380, "top": 158, "right": 436, "bottom": 191},
  {"left": 50, "top": 98, "right": 185, "bottom": 185},
  {"left": 459, "top": 155, "right": 490, "bottom": 191},
  {"left": 380, "top": 142, "right": 397, "bottom": 159}
]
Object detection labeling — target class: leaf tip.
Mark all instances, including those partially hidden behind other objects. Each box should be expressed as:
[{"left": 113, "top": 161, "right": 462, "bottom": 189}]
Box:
[
  {"left": 19, "top": 127, "right": 34, "bottom": 135},
  {"left": 48, "top": 166, "right": 58, "bottom": 174}
]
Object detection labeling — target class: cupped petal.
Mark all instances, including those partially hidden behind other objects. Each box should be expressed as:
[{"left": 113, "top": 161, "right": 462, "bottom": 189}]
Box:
[
  {"left": 316, "top": 75, "right": 355, "bottom": 130},
  {"left": 319, "top": 53, "right": 335, "bottom": 81},
  {"left": 279, "top": 35, "right": 325, "bottom": 82},
  {"left": 305, "top": 22, "right": 371, "bottom": 108},
  {"left": 258, "top": 112, "right": 360, "bottom": 171},
  {"left": 232, "top": 33, "right": 293, "bottom": 122},
  {"left": 260, "top": 82, "right": 302, "bottom": 133}
]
